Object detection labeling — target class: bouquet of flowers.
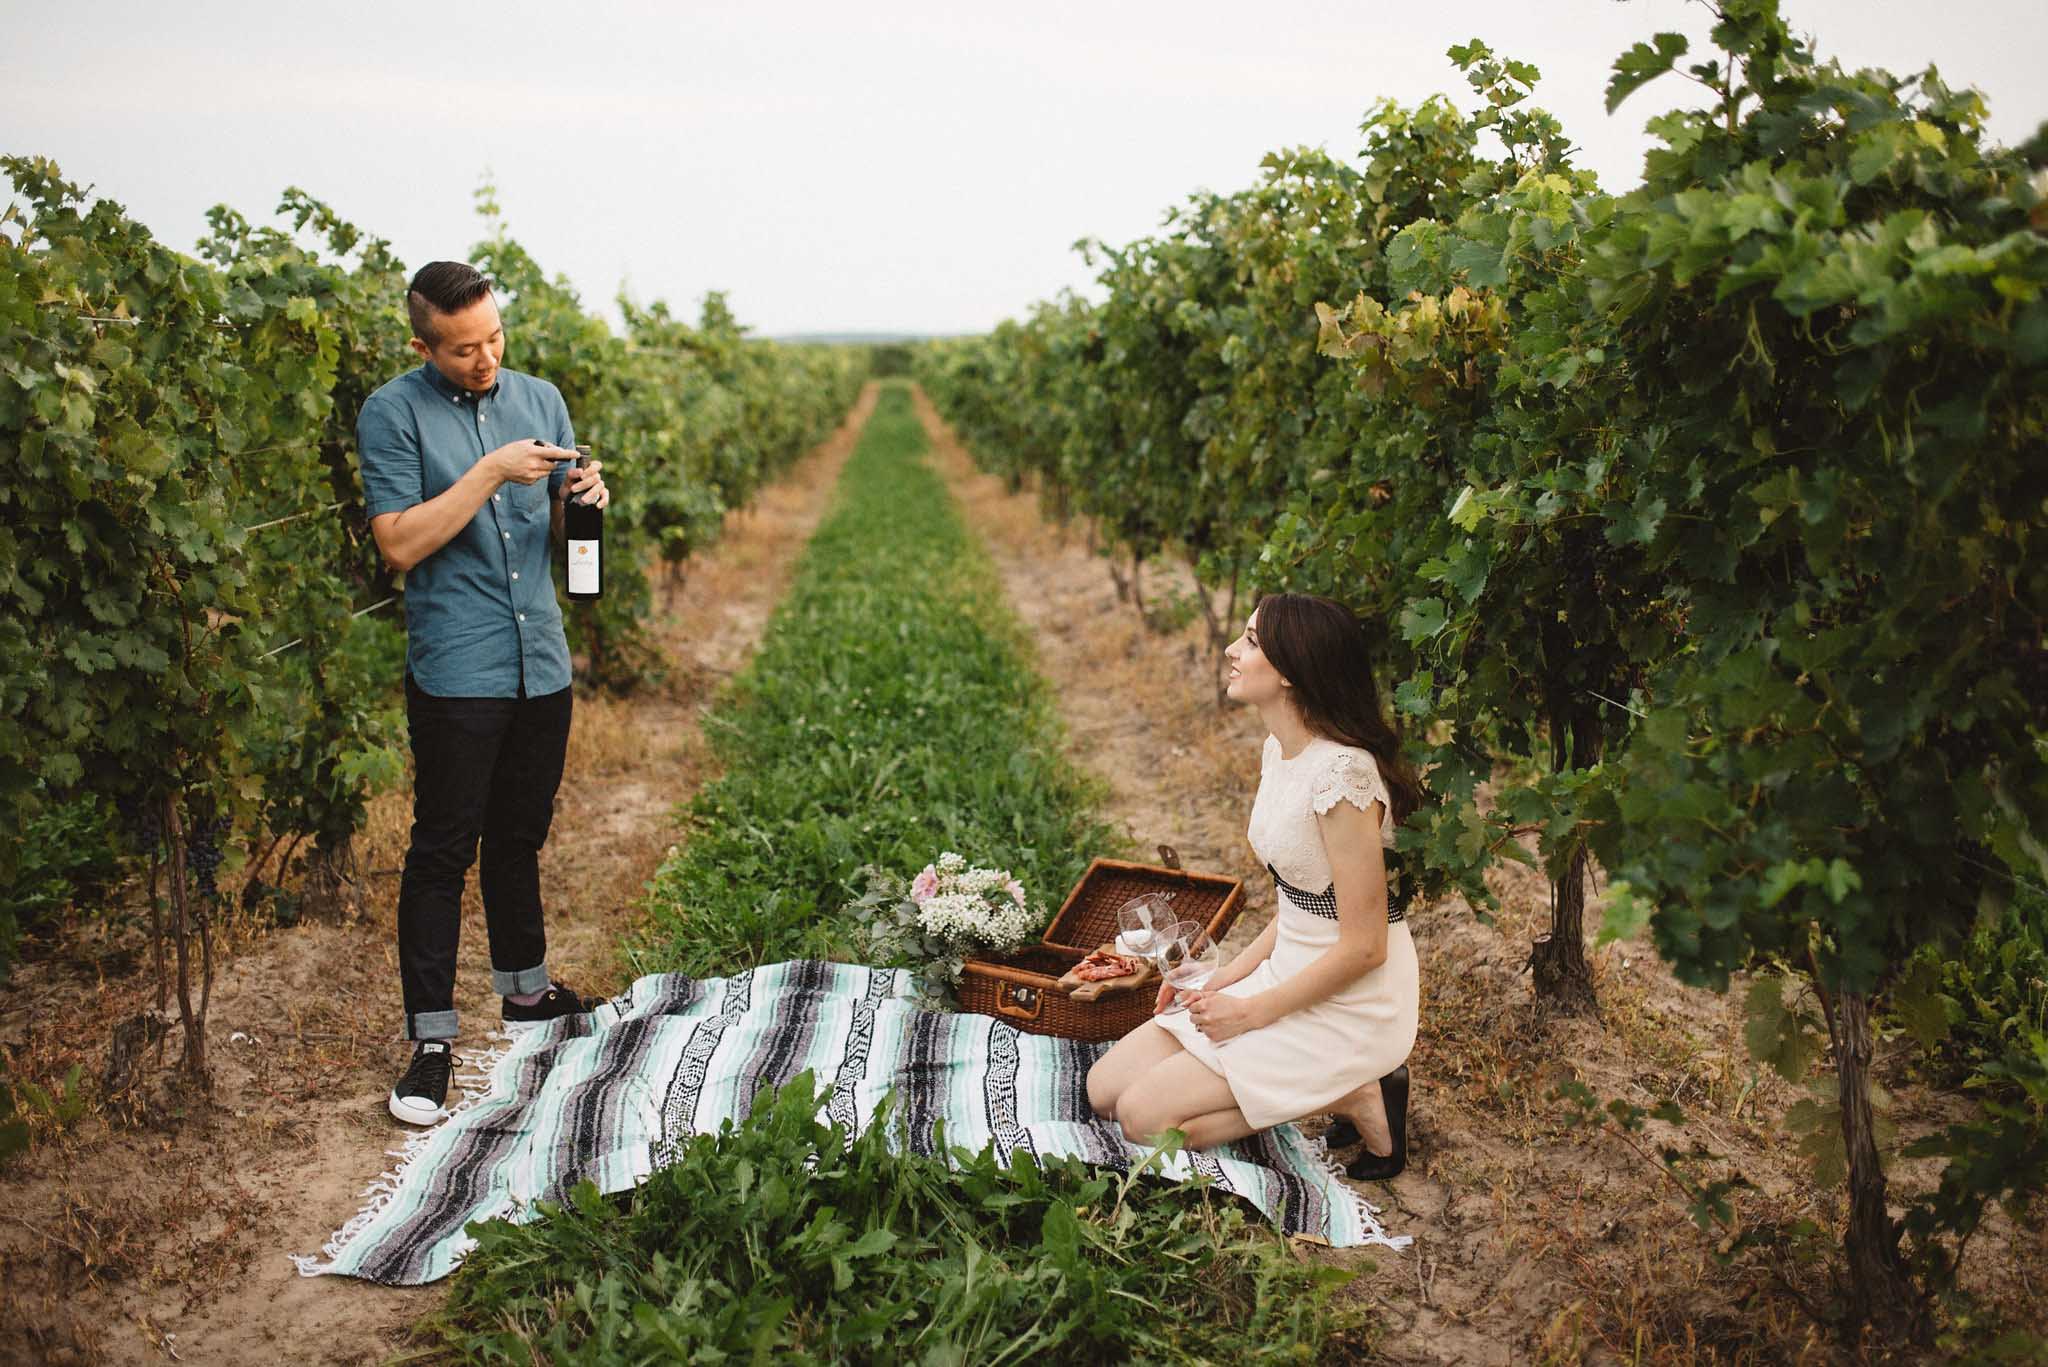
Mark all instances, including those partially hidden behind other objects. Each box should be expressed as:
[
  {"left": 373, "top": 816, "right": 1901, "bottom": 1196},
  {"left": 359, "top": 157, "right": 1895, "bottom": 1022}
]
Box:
[{"left": 852, "top": 851, "right": 1045, "bottom": 1000}]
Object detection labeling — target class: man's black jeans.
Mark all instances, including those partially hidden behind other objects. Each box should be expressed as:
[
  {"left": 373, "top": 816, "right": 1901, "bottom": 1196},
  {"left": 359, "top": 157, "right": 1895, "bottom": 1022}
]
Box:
[{"left": 398, "top": 674, "right": 573, "bottom": 1040}]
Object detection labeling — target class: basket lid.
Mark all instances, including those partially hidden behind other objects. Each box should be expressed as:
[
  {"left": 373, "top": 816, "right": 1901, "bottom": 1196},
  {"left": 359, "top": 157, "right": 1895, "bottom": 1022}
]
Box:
[{"left": 1043, "top": 858, "right": 1243, "bottom": 955}]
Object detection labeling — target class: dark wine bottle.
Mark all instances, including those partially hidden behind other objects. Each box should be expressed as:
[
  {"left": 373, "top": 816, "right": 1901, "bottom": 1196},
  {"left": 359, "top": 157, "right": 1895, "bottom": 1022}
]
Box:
[{"left": 565, "top": 443, "right": 603, "bottom": 600}]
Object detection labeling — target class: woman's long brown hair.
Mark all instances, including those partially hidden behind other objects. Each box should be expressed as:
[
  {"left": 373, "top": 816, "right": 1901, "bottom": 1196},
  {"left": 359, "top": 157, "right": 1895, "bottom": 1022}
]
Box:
[{"left": 1256, "top": 593, "right": 1425, "bottom": 827}]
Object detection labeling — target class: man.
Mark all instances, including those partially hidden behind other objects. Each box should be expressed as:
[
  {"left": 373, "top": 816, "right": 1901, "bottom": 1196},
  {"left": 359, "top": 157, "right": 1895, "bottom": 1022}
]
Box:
[{"left": 356, "top": 261, "right": 610, "bottom": 1125}]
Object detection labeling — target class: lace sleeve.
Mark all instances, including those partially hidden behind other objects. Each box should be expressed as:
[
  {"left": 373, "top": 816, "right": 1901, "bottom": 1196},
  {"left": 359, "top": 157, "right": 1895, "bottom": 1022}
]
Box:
[{"left": 1310, "top": 748, "right": 1390, "bottom": 820}]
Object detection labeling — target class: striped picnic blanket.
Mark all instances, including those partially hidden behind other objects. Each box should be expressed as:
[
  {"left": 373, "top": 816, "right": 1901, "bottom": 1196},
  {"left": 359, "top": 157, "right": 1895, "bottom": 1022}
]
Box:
[{"left": 294, "top": 959, "right": 1408, "bottom": 1284}]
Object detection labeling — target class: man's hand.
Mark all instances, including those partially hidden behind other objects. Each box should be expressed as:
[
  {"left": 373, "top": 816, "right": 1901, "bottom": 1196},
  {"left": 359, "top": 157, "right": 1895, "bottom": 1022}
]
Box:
[
  {"left": 491, "top": 439, "right": 574, "bottom": 487},
  {"left": 557, "top": 458, "right": 609, "bottom": 511},
  {"left": 371, "top": 438, "right": 574, "bottom": 573}
]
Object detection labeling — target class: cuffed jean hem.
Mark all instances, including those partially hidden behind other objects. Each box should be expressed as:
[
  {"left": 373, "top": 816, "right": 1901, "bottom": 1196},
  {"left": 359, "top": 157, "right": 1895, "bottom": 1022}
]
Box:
[
  {"left": 492, "top": 962, "right": 551, "bottom": 996},
  {"left": 406, "top": 1009, "right": 461, "bottom": 1042}
]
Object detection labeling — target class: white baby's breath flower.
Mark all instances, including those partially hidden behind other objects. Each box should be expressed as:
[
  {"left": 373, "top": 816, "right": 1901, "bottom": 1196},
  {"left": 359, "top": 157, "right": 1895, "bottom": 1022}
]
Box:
[
  {"left": 895, "top": 852, "right": 1043, "bottom": 969},
  {"left": 958, "top": 867, "right": 1004, "bottom": 895},
  {"left": 916, "top": 892, "right": 979, "bottom": 942}
]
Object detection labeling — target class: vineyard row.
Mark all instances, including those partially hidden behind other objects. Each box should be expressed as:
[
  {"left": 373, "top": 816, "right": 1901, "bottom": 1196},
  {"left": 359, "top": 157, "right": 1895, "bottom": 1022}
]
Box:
[
  {"left": 916, "top": 4, "right": 2047, "bottom": 1337},
  {"left": 0, "top": 157, "right": 862, "bottom": 1071}
]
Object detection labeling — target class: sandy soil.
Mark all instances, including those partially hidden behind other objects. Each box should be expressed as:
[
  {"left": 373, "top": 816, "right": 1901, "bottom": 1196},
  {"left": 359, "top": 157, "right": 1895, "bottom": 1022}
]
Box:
[
  {"left": 0, "top": 385, "right": 876, "bottom": 1366},
  {"left": 915, "top": 387, "right": 2047, "bottom": 1366}
]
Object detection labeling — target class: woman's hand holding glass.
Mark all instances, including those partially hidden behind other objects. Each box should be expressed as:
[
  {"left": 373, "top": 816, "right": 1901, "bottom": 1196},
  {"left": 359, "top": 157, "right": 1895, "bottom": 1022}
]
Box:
[
  {"left": 1139, "top": 919, "right": 1265, "bottom": 1038},
  {"left": 1182, "top": 987, "right": 1265, "bottom": 1042},
  {"left": 1139, "top": 916, "right": 1203, "bottom": 1015},
  {"left": 1114, "top": 893, "right": 1178, "bottom": 1015}
]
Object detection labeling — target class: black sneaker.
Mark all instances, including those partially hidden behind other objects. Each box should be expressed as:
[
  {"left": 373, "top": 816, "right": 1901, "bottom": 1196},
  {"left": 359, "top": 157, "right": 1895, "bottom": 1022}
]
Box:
[
  {"left": 500, "top": 983, "right": 591, "bottom": 1033},
  {"left": 389, "top": 1041, "right": 455, "bottom": 1126}
]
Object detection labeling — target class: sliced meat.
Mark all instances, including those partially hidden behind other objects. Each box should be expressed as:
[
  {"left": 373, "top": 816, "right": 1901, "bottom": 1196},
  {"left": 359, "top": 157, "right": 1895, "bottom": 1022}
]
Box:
[{"left": 1073, "top": 951, "right": 1140, "bottom": 982}]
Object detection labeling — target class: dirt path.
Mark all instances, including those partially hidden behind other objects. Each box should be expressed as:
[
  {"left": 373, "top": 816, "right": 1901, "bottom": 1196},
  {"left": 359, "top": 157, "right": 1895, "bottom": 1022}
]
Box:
[
  {"left": 0, "top": 384, "right": 877, "bottom": 1366},
  {"left": 913, "top": 387, "right": 1881, "bottom": 1365}
]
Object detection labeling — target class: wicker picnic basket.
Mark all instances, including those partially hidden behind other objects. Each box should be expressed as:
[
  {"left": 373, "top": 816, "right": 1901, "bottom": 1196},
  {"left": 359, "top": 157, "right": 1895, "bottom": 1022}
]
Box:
[{"left": 958, "top": 848, "right": 1245, "bottom": 1042}]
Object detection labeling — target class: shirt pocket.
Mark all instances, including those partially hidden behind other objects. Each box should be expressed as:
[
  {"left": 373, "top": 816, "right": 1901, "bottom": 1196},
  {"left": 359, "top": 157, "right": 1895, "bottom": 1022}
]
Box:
[{"left": 510, "top": 480, "right": 553, "bottom": 524}]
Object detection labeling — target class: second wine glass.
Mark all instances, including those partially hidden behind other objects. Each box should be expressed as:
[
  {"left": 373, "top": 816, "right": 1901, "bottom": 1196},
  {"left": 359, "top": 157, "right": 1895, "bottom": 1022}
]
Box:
[
  {"left": 1114, "top": 892, "right": 1176, "bottom": 958},
  {"left": 1157, "top": 921, "right": 1220, "bottom": 1015}
]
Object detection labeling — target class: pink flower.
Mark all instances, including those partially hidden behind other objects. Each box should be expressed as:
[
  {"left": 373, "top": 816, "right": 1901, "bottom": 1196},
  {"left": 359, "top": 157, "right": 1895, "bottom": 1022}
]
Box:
[
  {"left": 1007, "top": 879, "right": 1027, "bottom": 906},
  {"left": 910, "top": 867, "right": 939, "bottom": 904}
]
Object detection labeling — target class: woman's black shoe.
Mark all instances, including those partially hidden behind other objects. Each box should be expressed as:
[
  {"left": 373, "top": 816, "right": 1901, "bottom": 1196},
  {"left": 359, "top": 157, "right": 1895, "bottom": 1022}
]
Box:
[
  {"left": 1343, "top": 1065, "right": 1409, "bottom": 1182},
  {"left": 1322, "top": 1066, "right": 1401, "bottom": 1151}
]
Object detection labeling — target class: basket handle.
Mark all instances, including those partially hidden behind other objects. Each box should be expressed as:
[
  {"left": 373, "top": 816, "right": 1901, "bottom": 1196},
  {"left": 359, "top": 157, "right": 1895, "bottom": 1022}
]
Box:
[{"left": 995, "top": 982, "right": 1043, "bottom": 1021}]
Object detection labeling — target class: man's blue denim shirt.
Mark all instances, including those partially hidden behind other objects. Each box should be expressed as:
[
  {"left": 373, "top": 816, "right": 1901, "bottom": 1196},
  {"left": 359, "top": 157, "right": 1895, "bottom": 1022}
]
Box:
[{"left": 356, "top": 364, "right": 575, "bottom": 698}]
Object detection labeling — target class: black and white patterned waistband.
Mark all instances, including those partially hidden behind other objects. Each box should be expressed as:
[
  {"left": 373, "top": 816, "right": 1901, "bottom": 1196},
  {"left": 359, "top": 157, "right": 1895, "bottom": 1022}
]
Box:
[{"left": 1268, "top": 864, "right": 1406, "bottom": 923}]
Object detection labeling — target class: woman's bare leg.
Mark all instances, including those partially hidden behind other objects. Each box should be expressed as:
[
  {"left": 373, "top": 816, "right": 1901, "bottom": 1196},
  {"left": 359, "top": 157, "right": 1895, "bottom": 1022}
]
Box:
[
  {"left": 1115, "top": 1052, "right": 1246, "bottom": 1147},
  {"left": 1178, "top": 1106, "right": 1258, "bottom": 1149},
  {"left": 1086, "top": 1020, "right": 1184, "bottom": 1120},
  {"left": 1328, "top": 1078, "right": 1392, "bottom": 1156}
]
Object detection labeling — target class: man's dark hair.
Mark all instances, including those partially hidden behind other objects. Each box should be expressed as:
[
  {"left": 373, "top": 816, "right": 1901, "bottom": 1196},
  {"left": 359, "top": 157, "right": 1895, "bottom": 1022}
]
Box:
[{"left": 407, "top": 261, "right": 494, "bottom": 344}]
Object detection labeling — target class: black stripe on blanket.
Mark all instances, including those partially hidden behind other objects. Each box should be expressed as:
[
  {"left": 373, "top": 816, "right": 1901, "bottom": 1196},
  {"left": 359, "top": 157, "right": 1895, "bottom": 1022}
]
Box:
[
  {"left": 547, "top": 1016, "right": 666, "bottom": 1203},
  {"left": 737, "top": 957, "right": 829, "bottom": 1113},
  {"left": 982, "top": 1019, "right": 1033, "bottom": 1165},
  {"left": 895, "top": 1011, "right": 953, "bottom": 1156},
  {"left": 385, "top": 1045, "right": 553, "bottom": 1285},
  {"left": 826, "top": 967, "right": 895, "bottom": 1137},
  {"left": 657, "top": 968, "right": 755, "bottom": 1162}
]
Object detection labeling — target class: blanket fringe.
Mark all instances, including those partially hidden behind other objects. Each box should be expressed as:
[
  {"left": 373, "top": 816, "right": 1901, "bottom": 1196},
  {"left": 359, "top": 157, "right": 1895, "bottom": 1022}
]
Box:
[
  {"left": 289, "top": 1039, "right": 517, "bottom": 1277},
  {"left": 1305, "top": 1131, "right": 1414, "bottom": 1252}
]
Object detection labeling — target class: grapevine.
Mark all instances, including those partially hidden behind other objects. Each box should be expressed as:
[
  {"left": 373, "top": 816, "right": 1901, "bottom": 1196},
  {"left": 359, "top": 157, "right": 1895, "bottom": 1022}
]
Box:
[
  {"left": 0, "top": 158, "right": 861, "bottom": 1088},
  {"left": 918, "top": 0, "right": 2048, "bottom": 1336}
]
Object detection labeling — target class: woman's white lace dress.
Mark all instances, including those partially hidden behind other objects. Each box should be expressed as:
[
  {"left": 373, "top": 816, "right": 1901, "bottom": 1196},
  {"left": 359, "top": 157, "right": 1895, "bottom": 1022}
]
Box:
[{"left": 1153, "top": 735, "right": 1419, "bottom": 1129}]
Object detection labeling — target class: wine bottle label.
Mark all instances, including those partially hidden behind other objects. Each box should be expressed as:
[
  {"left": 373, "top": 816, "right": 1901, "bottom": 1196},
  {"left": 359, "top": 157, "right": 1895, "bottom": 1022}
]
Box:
[{"left": 568, "top": 539, "right": 600, "bottom": 595}]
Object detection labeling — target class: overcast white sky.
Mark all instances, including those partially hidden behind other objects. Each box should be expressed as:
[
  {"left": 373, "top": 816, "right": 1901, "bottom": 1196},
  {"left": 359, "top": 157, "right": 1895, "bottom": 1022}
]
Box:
[{"left": 6, "top": 1, "right": 2043, "bottom": 337}]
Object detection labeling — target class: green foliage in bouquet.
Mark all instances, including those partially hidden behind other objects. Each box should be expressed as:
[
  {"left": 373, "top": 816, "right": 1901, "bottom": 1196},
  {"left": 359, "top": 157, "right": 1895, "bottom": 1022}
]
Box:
[{"left": 850, "top": 854, "right": 1048, "bottom": 1003}]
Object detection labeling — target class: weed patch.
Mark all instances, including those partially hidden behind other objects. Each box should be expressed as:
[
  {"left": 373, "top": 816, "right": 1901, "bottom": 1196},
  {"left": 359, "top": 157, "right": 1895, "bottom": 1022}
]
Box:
[{"left": 429, "top": 1075, "right": 1357, "bottom": 1363}]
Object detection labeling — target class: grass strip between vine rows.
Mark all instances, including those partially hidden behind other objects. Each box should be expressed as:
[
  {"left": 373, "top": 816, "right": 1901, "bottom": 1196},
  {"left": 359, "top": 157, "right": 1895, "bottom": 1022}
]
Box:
[
  {"left": 426, "top": 384, "right": 1364, "bottom": 1361},
  {"left": 632, "top": 380, "right": 1111, "bottom": 976}
]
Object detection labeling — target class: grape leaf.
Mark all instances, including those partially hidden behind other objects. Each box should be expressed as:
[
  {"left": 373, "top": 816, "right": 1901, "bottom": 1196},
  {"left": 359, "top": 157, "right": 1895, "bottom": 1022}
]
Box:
[
  {"left": 1606, "top": 34, "right": 1689, "bottom": 114},
  {"left": 1744, "top": 974, "right": 1825, "bottom": 1083}
]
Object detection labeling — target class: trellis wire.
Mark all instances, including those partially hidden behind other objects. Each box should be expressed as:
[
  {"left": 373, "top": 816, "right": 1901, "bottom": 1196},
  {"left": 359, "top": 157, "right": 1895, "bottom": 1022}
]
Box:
[
  {"left": 1581, "top": 687, "right": 1648, "bottom": 720},
  {"left": 243, "top": 501, "right": 343, "bottom": 533},
  {"left": 259, "top": 596, "right": 398, "bottom": 661}
]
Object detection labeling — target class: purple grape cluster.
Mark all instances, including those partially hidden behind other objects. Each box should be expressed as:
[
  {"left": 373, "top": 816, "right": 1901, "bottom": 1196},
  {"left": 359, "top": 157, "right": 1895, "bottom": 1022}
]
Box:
[
  {"left": 185, "top": 817, "right": 229, "bottom": 900},
  {"left": 116, "top": 791, "right": 163, "bottom": 854}
]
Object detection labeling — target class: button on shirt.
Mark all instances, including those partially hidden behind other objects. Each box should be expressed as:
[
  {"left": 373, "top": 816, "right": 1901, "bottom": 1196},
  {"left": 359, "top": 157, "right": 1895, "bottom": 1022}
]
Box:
[{"left": 356, "top": 364, "right": 574, "bottom": 698}]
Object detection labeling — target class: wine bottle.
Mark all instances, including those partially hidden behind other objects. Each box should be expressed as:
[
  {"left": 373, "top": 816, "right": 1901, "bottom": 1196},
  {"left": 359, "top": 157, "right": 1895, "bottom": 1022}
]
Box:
[{"left": 565, "top": 443, "right": 603, "bottom": 600}]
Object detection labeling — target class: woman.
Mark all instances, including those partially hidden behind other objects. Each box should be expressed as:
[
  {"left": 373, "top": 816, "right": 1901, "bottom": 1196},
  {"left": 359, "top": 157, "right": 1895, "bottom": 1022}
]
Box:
[{"left": 1086, "top": 593, "right": 1422, "bottom": 1178}]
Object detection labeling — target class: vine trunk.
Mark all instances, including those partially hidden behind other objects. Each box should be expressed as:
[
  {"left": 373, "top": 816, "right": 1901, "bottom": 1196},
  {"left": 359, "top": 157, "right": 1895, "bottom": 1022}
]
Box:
[
  {"left": 1833, "top": 989, "right": 1926, "bottom": 1340},
  {"left": 1530, "top": 702, "right": 1599, "bottom": 1013}
]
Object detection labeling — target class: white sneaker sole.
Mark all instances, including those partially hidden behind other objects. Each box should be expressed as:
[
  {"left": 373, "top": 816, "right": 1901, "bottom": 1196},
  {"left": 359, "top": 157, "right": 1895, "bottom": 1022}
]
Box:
[{"left": 388, "top": 1091, "right": 447, "bottom": 1126}]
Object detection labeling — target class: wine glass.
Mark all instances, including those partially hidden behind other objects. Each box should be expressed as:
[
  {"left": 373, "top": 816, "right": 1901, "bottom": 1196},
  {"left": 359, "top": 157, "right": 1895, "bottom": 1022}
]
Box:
[
  {"left": 1113, "top": 891, "right": 1177, "bottom": 958},
  {"left": 1157, "top": 922, "right": 1220, "bottom": 1015}
]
